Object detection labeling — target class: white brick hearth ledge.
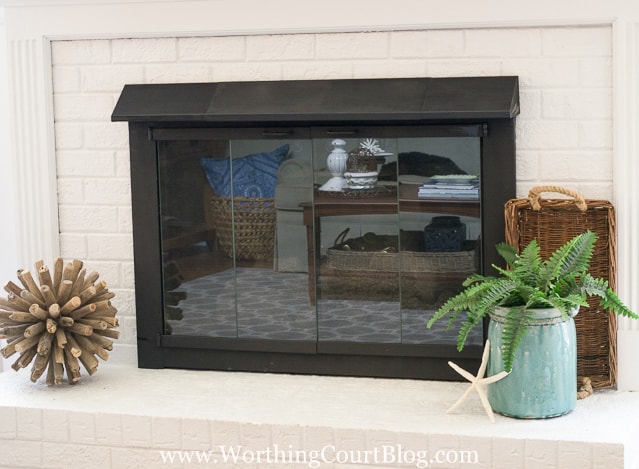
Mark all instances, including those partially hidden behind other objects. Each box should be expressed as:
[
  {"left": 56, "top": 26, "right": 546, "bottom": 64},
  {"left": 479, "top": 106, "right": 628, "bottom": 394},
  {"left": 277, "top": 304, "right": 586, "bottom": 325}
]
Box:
[{"left": 0, "top": 366, "right": 637, "bottom": 468}]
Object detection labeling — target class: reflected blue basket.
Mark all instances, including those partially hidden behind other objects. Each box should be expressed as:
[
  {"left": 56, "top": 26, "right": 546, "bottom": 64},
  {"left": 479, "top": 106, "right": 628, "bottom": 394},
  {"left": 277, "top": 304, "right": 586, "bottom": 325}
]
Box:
[{"left": 424, "top": 216, "right": 466, "bottom": 252}]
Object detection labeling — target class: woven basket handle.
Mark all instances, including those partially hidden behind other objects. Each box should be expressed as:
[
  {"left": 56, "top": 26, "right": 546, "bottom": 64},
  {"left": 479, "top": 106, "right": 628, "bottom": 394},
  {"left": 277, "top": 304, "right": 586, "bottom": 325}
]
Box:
[
  {"left": 528, "top": 185, "right": 588, "bottom": 212},
  {"left": 333, "top": 227, "right": 350, "bottom": 246}
]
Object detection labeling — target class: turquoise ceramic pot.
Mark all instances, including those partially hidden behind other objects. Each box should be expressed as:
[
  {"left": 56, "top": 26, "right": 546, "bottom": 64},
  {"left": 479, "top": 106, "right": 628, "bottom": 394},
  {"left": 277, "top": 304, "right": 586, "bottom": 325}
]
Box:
[{"left": 487, "top": 307, "right": 577, "bottom": 419}]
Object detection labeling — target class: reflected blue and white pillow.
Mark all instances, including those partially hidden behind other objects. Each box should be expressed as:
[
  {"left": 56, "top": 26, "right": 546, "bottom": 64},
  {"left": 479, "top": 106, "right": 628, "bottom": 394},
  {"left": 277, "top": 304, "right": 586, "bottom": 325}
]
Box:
[{"left": 200, "top": 144, "right": 289, "bottom": 198}]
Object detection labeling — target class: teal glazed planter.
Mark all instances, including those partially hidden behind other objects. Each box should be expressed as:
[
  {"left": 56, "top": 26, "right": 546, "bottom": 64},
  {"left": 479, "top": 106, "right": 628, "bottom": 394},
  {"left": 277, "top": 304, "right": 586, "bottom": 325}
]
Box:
[{"left": 487, "top": 307, "right": 577, "bottom": 419}]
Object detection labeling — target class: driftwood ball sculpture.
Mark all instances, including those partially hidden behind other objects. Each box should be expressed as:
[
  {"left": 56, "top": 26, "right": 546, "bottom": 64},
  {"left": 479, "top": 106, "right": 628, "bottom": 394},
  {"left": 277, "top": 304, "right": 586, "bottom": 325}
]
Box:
[{"left": 0, "top": 259, "right": 119, "bottom": 385}]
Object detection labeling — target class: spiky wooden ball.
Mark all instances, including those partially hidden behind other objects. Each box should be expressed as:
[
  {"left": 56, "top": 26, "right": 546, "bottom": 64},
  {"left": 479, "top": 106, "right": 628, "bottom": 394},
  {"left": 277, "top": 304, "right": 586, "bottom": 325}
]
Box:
[{"left": 0, "top": 259, "right": 119, "bottom": 385}]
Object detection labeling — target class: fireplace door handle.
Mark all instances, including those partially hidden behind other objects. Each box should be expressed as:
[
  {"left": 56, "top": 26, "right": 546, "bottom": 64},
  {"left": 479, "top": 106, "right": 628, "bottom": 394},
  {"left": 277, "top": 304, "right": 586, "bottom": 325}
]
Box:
[
  {"left": 324, "top": 129, "right": 359, "bottom": 136},
  {"left": 262, "top": 129, "right": 294, "bottom": 137}
]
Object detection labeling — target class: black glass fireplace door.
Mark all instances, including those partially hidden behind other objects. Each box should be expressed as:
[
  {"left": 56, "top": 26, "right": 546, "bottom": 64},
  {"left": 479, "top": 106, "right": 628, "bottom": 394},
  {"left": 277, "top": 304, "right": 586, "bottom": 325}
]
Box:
[
  {"left": 122, "top": 118, "right": 516, "bottom": 379},
  {"left": 113, "top": 77, "right": 519, "bottom": 379}
]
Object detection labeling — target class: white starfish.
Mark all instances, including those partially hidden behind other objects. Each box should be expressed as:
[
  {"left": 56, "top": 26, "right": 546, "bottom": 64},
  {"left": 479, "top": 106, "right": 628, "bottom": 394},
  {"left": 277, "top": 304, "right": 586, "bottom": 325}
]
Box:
[{"left": 447, "top": 340, "right": 509, "bottom": 423}]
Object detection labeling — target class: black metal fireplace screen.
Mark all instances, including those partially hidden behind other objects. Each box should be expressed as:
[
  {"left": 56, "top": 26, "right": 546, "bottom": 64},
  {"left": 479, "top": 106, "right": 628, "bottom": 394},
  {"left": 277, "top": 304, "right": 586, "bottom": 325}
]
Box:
[{"left": 112, "top": 76, "right": 519, "bottom": 380}]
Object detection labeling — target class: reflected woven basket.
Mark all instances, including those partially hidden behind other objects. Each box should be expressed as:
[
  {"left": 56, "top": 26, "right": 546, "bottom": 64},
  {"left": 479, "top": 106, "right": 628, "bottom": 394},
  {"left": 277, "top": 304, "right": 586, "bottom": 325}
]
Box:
[
  {"left": 325, "top": 249, "right": 476, "bottom": 273},
  {"left": 504, "top": 185, "right": 617, "bottom": 388},
  {"left": 204, "top": 187, "right": 276, "bottom": 261}
]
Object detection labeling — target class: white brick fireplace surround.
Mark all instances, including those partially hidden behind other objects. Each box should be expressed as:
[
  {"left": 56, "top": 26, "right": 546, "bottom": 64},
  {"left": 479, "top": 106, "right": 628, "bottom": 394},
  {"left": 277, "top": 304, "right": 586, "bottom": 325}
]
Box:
[{"left": 2, "top": 1, "right": 639, "bottom": 467}]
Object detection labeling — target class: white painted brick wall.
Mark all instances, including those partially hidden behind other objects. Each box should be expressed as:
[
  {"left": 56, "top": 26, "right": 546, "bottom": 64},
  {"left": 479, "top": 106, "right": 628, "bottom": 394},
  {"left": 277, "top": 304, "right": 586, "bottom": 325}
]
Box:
[
  {"left": 0, "top": 408, "right": 626, "bottom": 469},
  {"left": 51, "top": 40, "right": 111, "bottom": 65},
  {"left": 111, "top": 37, "right": 178, "bottom": 64},
  {"left": 179, "top": 36, "right": 246, "bottom": 62},
  {"left": 247, "top": 34, "right": 315, "bottom": 61},
  {"left": 465, "top": 28, "right": 542, "bottom": 57},
  {"left": 390, "top": 30, "right": 465, "bottom": 58},
  {"left": 316, "top": 32, "right": 389, "bottom": 59},
  {"left": 44, "top": 27, "right": 616, "bottom": 468}
]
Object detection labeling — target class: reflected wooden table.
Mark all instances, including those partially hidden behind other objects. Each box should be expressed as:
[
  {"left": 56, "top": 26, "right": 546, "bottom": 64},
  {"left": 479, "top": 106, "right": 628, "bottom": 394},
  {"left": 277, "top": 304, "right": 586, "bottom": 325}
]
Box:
[{"left": 300, "top": 184, "right": 480, "bottom": 304}]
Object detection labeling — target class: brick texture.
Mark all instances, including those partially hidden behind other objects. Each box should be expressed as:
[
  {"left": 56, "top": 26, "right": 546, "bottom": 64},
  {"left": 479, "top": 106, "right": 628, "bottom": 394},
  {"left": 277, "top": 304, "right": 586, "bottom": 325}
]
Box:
[{"left": 0, "top": 407, "right": 625, "bottom": 468}]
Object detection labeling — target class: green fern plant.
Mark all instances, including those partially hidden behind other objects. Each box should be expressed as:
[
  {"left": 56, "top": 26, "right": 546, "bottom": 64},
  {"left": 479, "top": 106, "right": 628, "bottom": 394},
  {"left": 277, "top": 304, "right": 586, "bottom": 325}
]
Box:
[{"left": 427, "top": 230, "right": 637, "bottom": 372}]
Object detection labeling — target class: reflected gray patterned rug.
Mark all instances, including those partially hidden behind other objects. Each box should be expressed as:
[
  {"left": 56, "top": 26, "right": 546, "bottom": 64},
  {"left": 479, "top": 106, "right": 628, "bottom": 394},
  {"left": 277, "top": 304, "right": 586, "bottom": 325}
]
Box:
[{"left": 166, "top": 267, "right": 481, "bottom": 345}]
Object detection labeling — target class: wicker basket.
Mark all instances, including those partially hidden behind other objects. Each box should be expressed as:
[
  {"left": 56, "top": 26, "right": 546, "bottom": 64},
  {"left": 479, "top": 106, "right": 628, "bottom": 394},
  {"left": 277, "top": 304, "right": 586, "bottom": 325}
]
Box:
[
  {"left": 318, "top": 268, "right": 470, "bottom": 308},
  {"left": 504, "top": 185, "right": 617, "bottom": 388},
  {"left": 204, "top": 189, "right": 276, "bottom": 261},
  {"left": 322, "top": 232, "right": 478, "bottom": 307},
  {"left": 325, "top": 248, "right": 476, "bottom": 273}
]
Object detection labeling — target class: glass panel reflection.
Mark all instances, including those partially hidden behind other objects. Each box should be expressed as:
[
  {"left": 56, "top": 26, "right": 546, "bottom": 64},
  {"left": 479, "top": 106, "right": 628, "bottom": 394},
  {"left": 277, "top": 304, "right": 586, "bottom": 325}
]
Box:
[
  {"left": 157, "top": 132, "right": 483, "bottom": 347},
  {"left": 317, "top": 215, "right": 402, "bottom": 343},
  {"left": 158, "top": 137, "right": 318, "bottom": 340},
  {"left": 396, "top": 137, "right": 482, "bottom": 346},
  {"left": 229, "top": 139, "right": 317, "bottom": 341},
  {"left": 314, "top": 136, "right": 483, "bottom": 345},
  {"left": 157, "top": 139, "right": 234, "bottom": 337}
]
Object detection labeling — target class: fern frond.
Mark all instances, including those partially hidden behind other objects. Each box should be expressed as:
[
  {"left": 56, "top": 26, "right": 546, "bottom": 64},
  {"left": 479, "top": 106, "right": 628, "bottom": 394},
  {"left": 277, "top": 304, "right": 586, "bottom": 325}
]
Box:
[
  {"left": 445, "top": 308, "right": 463, "bottom": 330},
  {"left": 541, "top": 295, "right": 585, "bottom": 316},
  {"left": 427, "top": 280, "right": 496, "bottom": 329},
  {"left": 572, "top": 273, "right": 637, "bottom": 318},
  {"left": 500, "top": 307, "right": 536, "bottom": 372},
  {"left": 578, "top": 273, "right": 609, "bottom": 297},
  {"left": 474, "top": 279, "right": 519, "bottom": 315},
  {"left": 540, "top": 231, "right": 596, "bottom": 288},
  {"left": 523, "top": 290, "right": 556, "bottom": 309},
  {"left": 427, "top": 291, "right": 470, "bottom": 328},
  {"left": 553, "top": 272, "right": 580, "bottom": 298},
  {"left": 457, "top": 313, "right": 481, "bottom": 351},
  {"left": 513, "top": 238, "right": 543, "bottom": 286},
  {"left": 558, "top": 231, "right": 596, "bottom": 277},
  {"left": 461, "top": 272, "right": 492, "bottom": 287},
  {"left": 598, "top": 288, "right": 639, "bottom": 319},
  {"left": 495, "top": 242, "right": 519, "bottom": 268},
  {"left": 491, "top": 264, "right": 520, "bottom": 282}
]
